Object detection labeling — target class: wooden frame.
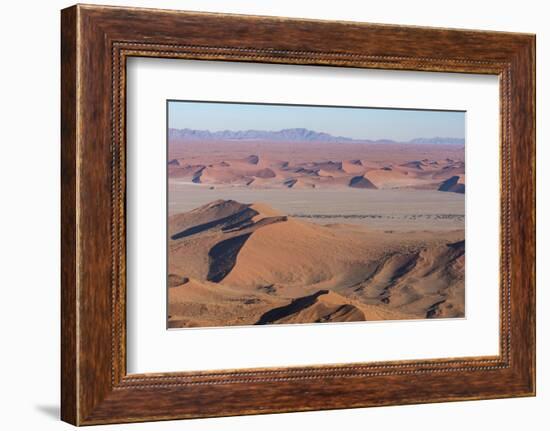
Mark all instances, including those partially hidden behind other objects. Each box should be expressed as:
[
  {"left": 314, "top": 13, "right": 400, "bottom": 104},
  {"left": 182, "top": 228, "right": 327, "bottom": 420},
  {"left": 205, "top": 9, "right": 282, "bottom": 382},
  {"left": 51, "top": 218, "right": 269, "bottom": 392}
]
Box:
[{"left": 61, "top": 4, "right": 535, "bottom": 426}]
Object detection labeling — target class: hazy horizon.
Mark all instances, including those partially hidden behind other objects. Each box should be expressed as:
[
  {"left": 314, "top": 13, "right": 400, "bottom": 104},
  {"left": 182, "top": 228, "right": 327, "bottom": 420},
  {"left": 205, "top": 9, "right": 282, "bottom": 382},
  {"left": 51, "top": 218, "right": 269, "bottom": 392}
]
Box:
[{"left": 168, "top": 100, "right": 465, "bottom": 142}]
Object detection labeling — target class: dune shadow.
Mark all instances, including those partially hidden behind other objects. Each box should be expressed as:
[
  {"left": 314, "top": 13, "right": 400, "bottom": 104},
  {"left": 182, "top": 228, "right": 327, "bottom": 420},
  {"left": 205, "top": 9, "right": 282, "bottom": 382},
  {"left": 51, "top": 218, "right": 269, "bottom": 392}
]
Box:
[
  {"left": 255, "top": 290, "right": 329, "bottom": 325},
  {"left": 447, "top": 239, "right": 465, "bottom": 250},
  {"left": 438, "top": 176, "right": 465, "bottom": 194},
  {"left": 207, "top": 233, "right": 252, "bottom": 282},
  {"left": 171, "top": 208, "right": 257, "bottom": 240}
]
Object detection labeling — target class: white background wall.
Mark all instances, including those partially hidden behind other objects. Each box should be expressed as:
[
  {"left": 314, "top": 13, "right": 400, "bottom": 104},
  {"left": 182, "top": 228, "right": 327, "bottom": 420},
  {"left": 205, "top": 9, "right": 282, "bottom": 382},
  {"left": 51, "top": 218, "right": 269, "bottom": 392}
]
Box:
[{"left": 0, "top": 0, "right": 546, "bottom": 429}]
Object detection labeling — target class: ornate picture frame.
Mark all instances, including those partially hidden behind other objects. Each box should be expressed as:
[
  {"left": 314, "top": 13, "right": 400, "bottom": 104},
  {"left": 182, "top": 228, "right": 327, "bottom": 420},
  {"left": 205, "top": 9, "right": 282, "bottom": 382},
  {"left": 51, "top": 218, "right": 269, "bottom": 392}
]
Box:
[{"left": 61, "top": 4, "right": 535, "bottom": 425}]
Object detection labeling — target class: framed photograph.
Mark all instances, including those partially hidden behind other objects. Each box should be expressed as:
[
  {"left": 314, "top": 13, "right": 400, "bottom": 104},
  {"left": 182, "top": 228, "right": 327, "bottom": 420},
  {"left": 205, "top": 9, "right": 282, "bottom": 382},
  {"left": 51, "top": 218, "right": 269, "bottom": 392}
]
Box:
[
  {"left": 61, "top": 4, "right": 536, "bottom": 425},
  {"left": 165, "top": 100, "right": 467, "bottom": 329}
]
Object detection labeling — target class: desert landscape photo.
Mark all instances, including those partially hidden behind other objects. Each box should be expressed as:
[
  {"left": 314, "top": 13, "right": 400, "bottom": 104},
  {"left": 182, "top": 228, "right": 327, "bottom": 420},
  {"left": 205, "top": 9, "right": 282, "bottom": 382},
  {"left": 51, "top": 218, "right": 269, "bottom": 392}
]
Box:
[{"left": 167, "top": 101, "right": 466, "bottom": 328}]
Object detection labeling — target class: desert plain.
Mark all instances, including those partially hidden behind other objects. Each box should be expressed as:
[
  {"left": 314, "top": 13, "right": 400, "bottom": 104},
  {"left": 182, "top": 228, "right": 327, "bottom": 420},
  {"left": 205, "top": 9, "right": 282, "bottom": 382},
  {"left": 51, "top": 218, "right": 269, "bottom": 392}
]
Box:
[{"left": 167, "top": 134, "right": 465, "bottom": 328}]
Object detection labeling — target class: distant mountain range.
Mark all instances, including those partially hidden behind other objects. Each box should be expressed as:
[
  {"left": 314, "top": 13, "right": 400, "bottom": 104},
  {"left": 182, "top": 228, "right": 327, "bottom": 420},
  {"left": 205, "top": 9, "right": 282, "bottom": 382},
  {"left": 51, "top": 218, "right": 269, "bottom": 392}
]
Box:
[{"left": 168, "top": 127, "right": 464, "bottom": 145}]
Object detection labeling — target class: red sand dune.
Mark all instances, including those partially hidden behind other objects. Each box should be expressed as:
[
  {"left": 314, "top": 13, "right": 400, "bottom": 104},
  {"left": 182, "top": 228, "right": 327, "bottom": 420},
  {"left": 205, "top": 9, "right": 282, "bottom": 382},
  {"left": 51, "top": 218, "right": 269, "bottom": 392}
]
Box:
[
  {"left": 168, "top": 200, "right": 465, "bottom": 328},
  {"left": 168, "top": 143, "right": 465, "bottom": 193}
]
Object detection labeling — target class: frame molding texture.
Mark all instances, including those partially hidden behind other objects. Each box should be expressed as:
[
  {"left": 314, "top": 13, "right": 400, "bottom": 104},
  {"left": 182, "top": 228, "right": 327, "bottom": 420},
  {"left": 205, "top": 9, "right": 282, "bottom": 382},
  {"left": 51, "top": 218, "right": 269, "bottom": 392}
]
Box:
[{"left": 61, "top": 4, "right": 535, "bottom": 425}]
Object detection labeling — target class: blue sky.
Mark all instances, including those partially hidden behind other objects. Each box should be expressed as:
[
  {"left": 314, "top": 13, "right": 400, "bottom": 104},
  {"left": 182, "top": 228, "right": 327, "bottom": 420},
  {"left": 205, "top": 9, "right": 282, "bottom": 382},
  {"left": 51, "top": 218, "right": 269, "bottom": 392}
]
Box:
[{"left": 168, "top": 100, "right": 464, "bottom": 142}]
